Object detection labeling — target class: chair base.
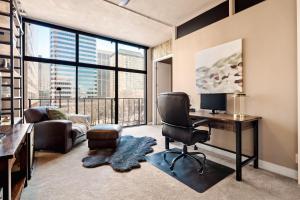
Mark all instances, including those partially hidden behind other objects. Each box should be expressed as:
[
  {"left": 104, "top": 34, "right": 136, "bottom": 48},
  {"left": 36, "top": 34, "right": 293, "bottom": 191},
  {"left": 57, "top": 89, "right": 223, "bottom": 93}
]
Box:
[{"left": 163, "top": 145, "right": 207, "bottom": 174}]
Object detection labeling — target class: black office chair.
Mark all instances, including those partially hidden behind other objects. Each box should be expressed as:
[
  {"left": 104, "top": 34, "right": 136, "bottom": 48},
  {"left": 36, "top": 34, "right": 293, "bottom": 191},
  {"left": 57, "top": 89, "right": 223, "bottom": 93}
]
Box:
[{"left": 157, "top": 92, "right": 211, "bottom": 174}]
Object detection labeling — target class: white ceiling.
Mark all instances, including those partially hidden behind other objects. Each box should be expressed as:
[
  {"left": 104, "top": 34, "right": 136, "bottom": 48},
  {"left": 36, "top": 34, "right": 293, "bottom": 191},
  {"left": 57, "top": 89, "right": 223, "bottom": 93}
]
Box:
[{"left": 21, "top": 0, "right": 225, "bottom": 47}]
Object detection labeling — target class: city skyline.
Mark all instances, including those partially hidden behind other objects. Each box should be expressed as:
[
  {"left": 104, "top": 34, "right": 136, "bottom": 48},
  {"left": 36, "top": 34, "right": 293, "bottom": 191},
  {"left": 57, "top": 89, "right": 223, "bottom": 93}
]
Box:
[{"left": 24, "top": 23, "right": 146, "bottom": 125}]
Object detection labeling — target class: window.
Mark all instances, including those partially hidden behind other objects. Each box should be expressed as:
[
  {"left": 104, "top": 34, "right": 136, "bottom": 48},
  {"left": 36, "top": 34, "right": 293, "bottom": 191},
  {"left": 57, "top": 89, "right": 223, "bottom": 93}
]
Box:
[
  {"left": 25, "top": 62, "right": 76, "bottom": 113},
  {"left": 118, "top": 72, "right": 146, "bottom": 126},
  {"left": 25, "top": 23, "right": 76, "bottom": 61},
  {"left": 24, "top": 19, "right": 147, "bottom": 126},
  {"left": 118, "top": 44, "right": 145, "bottom": 70},
  {"left": 78, "top": 67, "right": 115, "bottom": 124},
  {"left": 79, "top": 35, "right": 115, "bottom": 66}
]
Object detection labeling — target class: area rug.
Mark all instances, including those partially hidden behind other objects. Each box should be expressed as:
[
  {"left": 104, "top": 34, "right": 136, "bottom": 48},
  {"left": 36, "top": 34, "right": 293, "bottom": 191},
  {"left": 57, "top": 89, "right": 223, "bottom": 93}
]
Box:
[
  {"left": 82, "top": 135, "right": 156, "bottom": 172},
  {"left": 146, "top": 148, "right": 235, "bottom": 193}
]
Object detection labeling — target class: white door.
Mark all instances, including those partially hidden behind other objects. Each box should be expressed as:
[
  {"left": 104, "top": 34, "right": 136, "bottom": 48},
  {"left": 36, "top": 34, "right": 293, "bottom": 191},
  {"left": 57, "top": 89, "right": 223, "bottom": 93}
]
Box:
[{"left": 156, "top": 62, "right": 172, "bottom": 124}]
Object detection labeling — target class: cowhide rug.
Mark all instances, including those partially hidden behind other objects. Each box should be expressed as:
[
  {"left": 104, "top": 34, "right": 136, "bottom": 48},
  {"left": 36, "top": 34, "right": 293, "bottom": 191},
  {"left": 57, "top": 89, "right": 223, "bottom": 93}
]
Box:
[{"left": 82, "top": 135, "right": 157, "bottom": 172}]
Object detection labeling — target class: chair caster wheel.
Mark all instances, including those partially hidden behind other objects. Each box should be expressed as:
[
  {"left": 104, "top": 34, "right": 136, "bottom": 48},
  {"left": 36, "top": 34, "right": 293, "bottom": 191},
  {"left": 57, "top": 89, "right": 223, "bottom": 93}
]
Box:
[
  {"left": 198, "top": 167, "right": 204, "bottom": 174},
  {"left": 170, "top": 166, "right": 174, "bottom": 171}
]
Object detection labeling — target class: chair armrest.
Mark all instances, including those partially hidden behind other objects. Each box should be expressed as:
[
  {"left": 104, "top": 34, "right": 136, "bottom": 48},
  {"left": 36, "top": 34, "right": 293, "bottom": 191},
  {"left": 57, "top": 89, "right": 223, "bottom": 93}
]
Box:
[
  {"left": 35, "top": 120, "right": 72, "bottom": 130},
  {"left": 192, "top": 119, "right": 212, "bottom": 139},
  {"left": 192, "top": 119, "right": 210, "bottom": 128},
  {"left": 34, "top": 120, "right": 73, "bottom": 153}
]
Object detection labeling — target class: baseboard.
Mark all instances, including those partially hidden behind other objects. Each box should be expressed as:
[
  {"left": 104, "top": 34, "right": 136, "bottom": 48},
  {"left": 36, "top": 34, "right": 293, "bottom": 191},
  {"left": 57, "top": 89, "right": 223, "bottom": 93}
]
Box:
[
  {"left": 259, "top": 160, "right": 298, "bottom": 180},
  {"left": 196, "top": 143, "right": 298, "bottom": 180}
]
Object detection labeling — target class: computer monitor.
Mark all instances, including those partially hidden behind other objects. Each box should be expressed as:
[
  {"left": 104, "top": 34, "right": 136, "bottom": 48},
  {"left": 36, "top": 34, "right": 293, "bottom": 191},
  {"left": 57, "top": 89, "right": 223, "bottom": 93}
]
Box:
[{"left": 200, "top": 93, "right": 227, "bottom": 114}]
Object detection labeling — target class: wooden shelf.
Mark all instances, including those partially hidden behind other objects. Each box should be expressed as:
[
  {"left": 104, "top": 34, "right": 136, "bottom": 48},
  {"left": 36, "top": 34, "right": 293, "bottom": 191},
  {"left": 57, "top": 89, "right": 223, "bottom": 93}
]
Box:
[
  {"left": 0, "top": 1, "right": 10, "bottom": 15},
  {"left": 1, "top": 117, "right": 22, "bottom": 126},
  {"left": 0, "top": 14, "right": 9, "bottom": 29},
  {"left": 0, "top": 54, "right": 21, "bottom": 59},
  {"left": 1, "top": 70, "right": 22, "bottom": 78},
  {"left": 1, "top": 84, "right": 22, "bottom": 90},
  {"left": 0, "top": 67, "right": 10, "bottom": 72},
  {"left": 2, "top": 108, "right": 21, "bottom": 111},
  {"left": 0, "top": 43, "right": 21, "bottom": 58},
  {"left": 0, "top": 16, "right": 21, "bottom": 38},
  {"left": 0, "top": 0, "right": 23, "bottom": 126},
  {"left": 1, "top": 96, "right": 22, "bottom": 100}
]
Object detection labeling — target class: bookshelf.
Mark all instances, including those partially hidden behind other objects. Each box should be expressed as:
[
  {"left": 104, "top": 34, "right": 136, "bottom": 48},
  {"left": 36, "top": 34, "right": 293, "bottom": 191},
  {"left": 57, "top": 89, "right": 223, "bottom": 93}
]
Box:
[{"left": 0, "top": 0, "right": 23, "bottom": 125}]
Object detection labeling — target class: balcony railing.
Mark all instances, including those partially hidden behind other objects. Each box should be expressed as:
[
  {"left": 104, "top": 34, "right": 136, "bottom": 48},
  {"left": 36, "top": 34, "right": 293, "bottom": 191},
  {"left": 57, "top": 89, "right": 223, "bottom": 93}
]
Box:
[{"left": 28, "top": 97, "right": 145, "bottom": 126}]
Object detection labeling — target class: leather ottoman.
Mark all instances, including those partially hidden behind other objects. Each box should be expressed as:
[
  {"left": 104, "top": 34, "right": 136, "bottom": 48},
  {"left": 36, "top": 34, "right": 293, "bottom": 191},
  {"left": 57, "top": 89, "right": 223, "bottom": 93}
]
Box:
[{"left": 87, "top": 124, "right": 122, "bottom": 149}]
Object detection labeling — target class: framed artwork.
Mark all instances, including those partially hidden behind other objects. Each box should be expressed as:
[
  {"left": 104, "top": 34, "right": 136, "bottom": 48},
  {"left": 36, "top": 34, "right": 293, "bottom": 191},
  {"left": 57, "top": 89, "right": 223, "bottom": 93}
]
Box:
[{"left": 196, "top": 39, "right": 243, "bottom": 94}]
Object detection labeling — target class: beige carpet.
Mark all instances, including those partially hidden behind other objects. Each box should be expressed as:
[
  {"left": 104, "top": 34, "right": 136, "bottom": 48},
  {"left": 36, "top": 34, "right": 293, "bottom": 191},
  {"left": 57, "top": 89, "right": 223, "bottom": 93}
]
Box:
[{"left": 22, "top": 125, "right": 300, "bottom": 200}]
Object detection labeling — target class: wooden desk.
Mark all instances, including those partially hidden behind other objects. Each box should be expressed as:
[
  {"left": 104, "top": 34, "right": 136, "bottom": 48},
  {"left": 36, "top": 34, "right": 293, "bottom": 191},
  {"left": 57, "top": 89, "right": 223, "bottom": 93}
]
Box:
[
  {"left": 0, "top": 124, "right": 31, "bottom": 200},
  {"left": 189, "top": 111, "right": 262, "bottom": 181}
]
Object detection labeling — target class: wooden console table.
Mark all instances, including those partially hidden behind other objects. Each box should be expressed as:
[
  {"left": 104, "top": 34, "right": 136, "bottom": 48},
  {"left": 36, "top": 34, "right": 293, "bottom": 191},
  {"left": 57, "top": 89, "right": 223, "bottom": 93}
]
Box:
[
  {"left": 189, "top": 111, "right": 262, "bottom": 181},
  {"left": 0, "top": 124, "right": 33, "bottom": 200}
]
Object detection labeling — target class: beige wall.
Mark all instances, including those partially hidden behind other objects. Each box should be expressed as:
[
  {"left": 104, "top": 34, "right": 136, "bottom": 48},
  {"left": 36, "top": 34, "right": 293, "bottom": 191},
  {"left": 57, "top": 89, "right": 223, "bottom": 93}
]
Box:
[{"left": 173, "top": 0, "right": 298, "bottom": 169}]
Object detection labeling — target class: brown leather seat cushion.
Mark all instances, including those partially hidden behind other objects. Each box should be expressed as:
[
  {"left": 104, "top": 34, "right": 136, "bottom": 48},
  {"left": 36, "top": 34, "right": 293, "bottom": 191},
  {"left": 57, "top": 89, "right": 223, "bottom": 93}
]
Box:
[{"left": 87, "top": 124, "right": 122, "bottom": 140}]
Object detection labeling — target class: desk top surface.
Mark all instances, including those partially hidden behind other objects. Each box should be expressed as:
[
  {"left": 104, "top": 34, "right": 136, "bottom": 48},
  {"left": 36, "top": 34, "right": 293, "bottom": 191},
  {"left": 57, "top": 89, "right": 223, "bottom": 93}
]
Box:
[
  {"left": 190, "top": 111, "right": 262, "bottom": 123},
  {"left": 0, "top": 124, "right": 30, "bottom": 159}
]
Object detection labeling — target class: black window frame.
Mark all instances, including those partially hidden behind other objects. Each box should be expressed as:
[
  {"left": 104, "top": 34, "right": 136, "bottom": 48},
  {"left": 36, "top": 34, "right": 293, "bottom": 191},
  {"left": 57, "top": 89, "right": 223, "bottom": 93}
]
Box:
[{"left": 22, "top": 18, "right": 148, "bottom": 126}]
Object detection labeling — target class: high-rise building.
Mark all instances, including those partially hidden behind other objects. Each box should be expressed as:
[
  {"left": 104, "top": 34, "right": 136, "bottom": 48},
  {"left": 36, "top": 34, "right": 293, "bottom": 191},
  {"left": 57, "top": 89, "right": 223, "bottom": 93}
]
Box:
[
  {"left": 118, "top": 48, "right": 144, "bottom": 98},
  {"left": 97, "top": 50, "right": 114, "bottom": 97},
  {"left": 50, "top": 30, "right": 76, "bottom": 99},
  {"left": 49, "top": 32, "right": 99, "bottom": 99},
  {"left": 24, "top": 24, "right": 39, "bottom": 108},
  {"left": 38, "top": 57, "right": 50, "bottom": 99},
  {"left": 78, "top": 35, "right": 98, "bottom": 98}
]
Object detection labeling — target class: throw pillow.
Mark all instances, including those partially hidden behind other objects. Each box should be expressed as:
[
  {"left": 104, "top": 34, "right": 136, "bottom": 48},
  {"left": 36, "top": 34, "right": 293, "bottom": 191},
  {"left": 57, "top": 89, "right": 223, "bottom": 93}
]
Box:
[{"left": 47, "top": 108, "right": 67, "bottom": 120}]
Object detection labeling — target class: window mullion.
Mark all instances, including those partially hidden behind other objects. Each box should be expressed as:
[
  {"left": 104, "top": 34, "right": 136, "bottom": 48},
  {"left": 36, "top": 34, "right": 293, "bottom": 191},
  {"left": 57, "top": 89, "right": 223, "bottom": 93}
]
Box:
[{"left": 75, "top": 33, "right": 79, "bottom": 114}]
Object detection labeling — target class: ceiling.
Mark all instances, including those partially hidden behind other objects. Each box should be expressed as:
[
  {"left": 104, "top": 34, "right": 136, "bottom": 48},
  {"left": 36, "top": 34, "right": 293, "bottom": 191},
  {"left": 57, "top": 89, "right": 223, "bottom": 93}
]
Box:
[{"left": 21, "top": 0, "right": 225, "bottom": 47}]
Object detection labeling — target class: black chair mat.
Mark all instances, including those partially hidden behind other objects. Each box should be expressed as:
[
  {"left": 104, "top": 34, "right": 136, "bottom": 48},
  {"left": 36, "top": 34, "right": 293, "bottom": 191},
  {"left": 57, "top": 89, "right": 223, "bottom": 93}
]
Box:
[{"left": 146, "top": 148, "right": 234, "bottom": 193}]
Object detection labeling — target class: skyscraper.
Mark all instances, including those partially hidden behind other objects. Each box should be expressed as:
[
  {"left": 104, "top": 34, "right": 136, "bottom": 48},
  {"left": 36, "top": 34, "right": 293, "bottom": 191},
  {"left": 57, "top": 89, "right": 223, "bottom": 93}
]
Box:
[
  {"left": 78, "top": 35, "right": 98, "bottom": 98},
  {"left": 97, "top": 50, "right": 114, "bottom": 97},
  {"left": 50, "top": 31, "right": 98, "bottom": 99},
  {"left": 24, "top": 24, "right": 39, "bottom": 108},
  {"left": 50, "top": 30, "right": 76, "bottom": 99},
  {"left": 38, "top": 60, "right": 50, "bottom": 99}
]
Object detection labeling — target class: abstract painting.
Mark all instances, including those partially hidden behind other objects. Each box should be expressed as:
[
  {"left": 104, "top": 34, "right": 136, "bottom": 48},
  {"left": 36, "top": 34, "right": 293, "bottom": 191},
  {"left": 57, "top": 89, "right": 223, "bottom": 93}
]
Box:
[{"left": 195, "top": 39, "right": 243, "bottom": 94}]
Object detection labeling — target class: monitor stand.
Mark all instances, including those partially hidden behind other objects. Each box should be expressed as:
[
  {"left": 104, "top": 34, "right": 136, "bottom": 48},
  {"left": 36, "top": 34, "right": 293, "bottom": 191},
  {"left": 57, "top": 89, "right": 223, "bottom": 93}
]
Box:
[{"left": 210, "top": 109, "right": 218, "bottom": 114}]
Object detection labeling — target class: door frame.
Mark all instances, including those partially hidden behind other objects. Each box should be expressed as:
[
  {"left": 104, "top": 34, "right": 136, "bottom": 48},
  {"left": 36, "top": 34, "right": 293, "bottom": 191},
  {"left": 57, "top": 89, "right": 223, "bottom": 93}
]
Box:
[{"left": 152, "top": 54, "right": 173, "bottom": 124}]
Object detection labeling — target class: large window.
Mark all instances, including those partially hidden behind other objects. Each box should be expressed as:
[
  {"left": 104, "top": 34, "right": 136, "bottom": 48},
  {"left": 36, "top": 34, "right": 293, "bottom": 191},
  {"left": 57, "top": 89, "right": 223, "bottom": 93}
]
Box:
[
  {"left": 25, "top": 23, "right": 76, "bottom": 61},
  {"left": 25, "top": 62, "right": 76, "bottom": 114},
  {"left": 79, "top": 35, "right": 115, "bottom": 66},
  {"left": 118, "top": 72, "right": 145, "bottom": 126},
  {"left": 118, "top": 44, "right": 145, "bottom": 70},
  {"left": 24, "top": 19, "right": 147, "bottom": 126},
  {"left": 78, "top": 67, "right": 115, "bottom": 124}
]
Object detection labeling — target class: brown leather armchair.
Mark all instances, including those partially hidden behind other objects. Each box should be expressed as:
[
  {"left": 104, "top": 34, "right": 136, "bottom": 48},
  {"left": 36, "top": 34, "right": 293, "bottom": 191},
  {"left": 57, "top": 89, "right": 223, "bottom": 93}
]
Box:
[{"left": 24, "top": 107, "right": 88, "bottom": 153}]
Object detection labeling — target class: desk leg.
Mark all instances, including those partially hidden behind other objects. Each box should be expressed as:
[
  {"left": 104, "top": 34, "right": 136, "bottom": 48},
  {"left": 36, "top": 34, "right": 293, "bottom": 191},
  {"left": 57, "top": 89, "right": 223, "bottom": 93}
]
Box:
[
  {"left": 253, "top": 120, "right": 259, "bottom": 169},
  {"left": 2, "top": 159, "right": 11, "bottom": 200},
  {"left": 235, "top": 122, "right": 242, "bottom": 181},
  {"left": 27, "top": 131, "right": 32, "bottom": 180},
  {"left": 165, "top": 137, "right": 170, "bottom": 150}
]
